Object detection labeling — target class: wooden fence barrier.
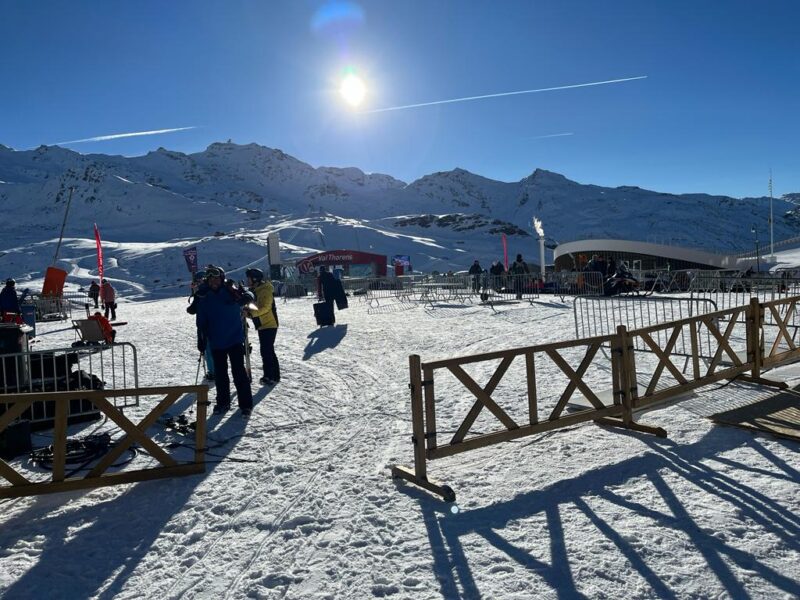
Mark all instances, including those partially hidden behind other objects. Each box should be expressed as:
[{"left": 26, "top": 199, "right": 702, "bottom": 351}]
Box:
[
  {"left": 393, "top": 296, "right": 798, "bottom": 502},
  {"left": 0, "top": 386, "right": 208, "bottom": 498}
]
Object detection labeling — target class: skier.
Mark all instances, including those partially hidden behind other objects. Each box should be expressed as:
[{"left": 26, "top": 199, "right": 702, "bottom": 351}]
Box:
[
  {"left": 100, "top": 279, "right": 117, "bottom": 321},
  {"left": 186, "top": 280, "right": 215, "bottom": 381},
  {"left": 245, "top": 268, "right": 281, "bottom": 386},
  {"left": 468, "top": 260, "right": 483, "bottom": 293},
  {"left": 194, "top": 265, "right": 254, "bottom": 416},
  {"left": 88, "top": 280, "right": 100, "bottom": 308},
  {"left": 0, "top": 278, "right": 20, "bottom": 315},
  {"left": 509, "top": 254, "right": 530, "bottom": 299}
]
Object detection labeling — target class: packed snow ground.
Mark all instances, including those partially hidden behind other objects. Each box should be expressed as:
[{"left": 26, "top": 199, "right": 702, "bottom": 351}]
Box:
[{"left": 0, "top": 291, "right": 798, "bottom": 599}]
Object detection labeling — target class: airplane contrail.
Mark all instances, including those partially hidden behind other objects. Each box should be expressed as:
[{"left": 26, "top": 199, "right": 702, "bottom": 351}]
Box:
[
  {"left": 531, "top": 132, "right": 574, "bottom": 139},
  {"left": 363, "top": 75, "right": 647, "bottom": 114},
  {"left": 55, "top": 126, "right": 197, "bottom": 145}
]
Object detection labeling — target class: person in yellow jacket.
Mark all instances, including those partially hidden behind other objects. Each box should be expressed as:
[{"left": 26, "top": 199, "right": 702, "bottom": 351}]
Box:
[{"left": 246, "top": 268, "right": 281, "bottom": 385}]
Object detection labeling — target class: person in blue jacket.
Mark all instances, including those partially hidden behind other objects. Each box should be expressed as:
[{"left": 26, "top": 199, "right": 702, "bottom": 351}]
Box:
[
  {"left": 194, "top": 265, "right": 254, "bottom": 416},
  {"left": 0, "top": 279, "right": 20, "bottom": 315}
]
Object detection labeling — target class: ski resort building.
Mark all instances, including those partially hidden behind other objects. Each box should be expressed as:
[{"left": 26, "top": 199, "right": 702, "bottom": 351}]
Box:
[
  {"left": 295, "top": 249, "right": 388, "bottom": 278},
  {"left": 554, "top": 239, "right": 768, "bottom": 272}
]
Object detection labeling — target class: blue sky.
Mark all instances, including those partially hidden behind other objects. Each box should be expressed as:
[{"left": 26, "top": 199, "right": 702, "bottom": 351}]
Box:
[{"left": 1, "top": 1, "right": 798, "bottom": 198}]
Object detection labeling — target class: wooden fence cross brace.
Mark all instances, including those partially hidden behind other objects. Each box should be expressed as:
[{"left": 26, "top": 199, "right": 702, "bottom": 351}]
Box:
[
  {"left": 546, "top": 343, "right": 603, "bottom": 420},
  {"left": 768, "top": 302, "right": 797, "bottom": 357},
  {"left": 0, "top": 397, "right": 36, "bottom": 486},
  {"left": 703, "top": 312, "right": 743, "bottom": 373},
  {"left": 447, "top": 359, "right": 518, "bottom": 444},
  {"left": 640, "top": 326, "right": 689, "bottom": 396},
  {"left": 85, "top": 394, "right": 178, "bottom": 478}
]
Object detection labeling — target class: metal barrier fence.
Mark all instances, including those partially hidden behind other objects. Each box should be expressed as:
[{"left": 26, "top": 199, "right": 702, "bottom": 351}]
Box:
[
  {"left": 690, "top": 274, "right": 800, "bottom": 316},
  {"left": 0, "top": 342, "right": 139, "bottom": 425},
  {"left": 392, "top": 296, "right": 798, "bottom": 502},
  {"left": 574, "top": 296, "right": 721, "bottom": 360},
  {"left": 22, "top": 291, "right": 106, "bottom": 322},
  {"left": 543, "top": 271, "right": 604, "bottom": 298}
]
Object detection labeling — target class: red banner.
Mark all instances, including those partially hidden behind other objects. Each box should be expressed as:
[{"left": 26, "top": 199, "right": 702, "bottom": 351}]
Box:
[
  {"left": 94, "top": 223, "right": 104, "bottom": 282},
  {"left": 502, "top": 234, "right": 508, "bottom": 270}
]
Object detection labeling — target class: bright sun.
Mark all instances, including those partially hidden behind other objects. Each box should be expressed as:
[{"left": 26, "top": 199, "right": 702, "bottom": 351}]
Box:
[{"left": 339, "top": 73, "right": 366, "bottom": 107}]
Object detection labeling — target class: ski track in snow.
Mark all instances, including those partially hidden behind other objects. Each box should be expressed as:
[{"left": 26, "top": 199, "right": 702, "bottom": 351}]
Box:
[{"left": 0, "top": 293, "right": 798, "bottom": 599}]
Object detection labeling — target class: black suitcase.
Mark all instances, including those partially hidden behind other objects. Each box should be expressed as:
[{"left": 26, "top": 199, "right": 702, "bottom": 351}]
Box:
[{"left": 313, "top": 301, "right": 335, "bottom": 326}]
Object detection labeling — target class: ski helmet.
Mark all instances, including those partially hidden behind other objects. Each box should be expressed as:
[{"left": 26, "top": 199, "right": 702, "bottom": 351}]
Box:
[
  {"left": 5, "top": 278, "right": 15, "bottom": 286},
  {"left": 245, "top": 268, "right": 264, "bottom": 283},
  {"left": 205, "top": 265, "right": 224, "bottom": 280}
]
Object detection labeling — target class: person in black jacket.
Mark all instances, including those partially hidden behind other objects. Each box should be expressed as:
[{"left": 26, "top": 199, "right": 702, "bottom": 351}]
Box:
[
  {"left": 489, "top": 260, "right": 505, "bottom": 291},
  {"left": 88, "top": 281, "right": 100, "bottom": 309},
  {"left": 509, "top": 254, "right": 530, "bottom": 299},
  {"left": 318, "top": 266, "right": 339, "bottom": 325},
  {"left": 468, "top": 260, "right": 483, "bottom": 293},
  {"left": 0, "top": 279, "right": 20, "bottom": 315},
  {"left": 187, "top": 283, "right": 215, "bottom": 381}
]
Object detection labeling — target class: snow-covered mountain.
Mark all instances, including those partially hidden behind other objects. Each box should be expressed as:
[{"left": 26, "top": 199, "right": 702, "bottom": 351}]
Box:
[{"left": 0, "top": 141, "right": 797, "bottom": 296}]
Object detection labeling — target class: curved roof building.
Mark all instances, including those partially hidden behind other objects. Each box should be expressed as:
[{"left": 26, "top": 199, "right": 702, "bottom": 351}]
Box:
[{"left": 554, "top": 239, "right": 765, "bottom": 272}]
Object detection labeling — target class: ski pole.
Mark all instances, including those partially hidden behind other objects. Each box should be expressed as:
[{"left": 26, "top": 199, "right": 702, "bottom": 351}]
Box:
[
  {"left": 195, "top": 352, "right": 203, "bottom": 385},
  {"left": 242, "top": 312, "right": 252, "bottom": 382}
]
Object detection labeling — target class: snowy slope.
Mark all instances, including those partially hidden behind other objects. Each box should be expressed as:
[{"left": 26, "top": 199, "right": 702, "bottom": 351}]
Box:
[{"left": 0, "top": 293, "right": 797, "bottom": 599}]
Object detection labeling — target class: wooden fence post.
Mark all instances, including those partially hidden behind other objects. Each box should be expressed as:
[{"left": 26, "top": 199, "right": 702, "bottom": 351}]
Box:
[
  {"left": 597, "top": 325, "right": 667, "bottom": 437},
  {"left": 390, "top": 355, "right": 455, "bottom": 502},
  {"left": 422, "top": 365, "right": 437, "bottom": 452},
  {"left": 409, "top": 354, "right": 427, "bottom": 481},
  {"left": 749, "top": 297, "right": 762, "bottom": 380},
  {"left": 617, "top": 325, "right": 634, "bottom": 426}
]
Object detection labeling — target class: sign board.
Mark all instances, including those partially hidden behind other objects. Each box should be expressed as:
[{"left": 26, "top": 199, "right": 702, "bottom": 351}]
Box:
[{"left": 268, "top": 232, "right": 282, "bottom": 265}]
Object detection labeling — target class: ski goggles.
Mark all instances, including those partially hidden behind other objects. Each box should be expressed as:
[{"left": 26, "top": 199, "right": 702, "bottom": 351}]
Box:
[{"left": 205, "top": 266, "right": 223, "bottom": 280}]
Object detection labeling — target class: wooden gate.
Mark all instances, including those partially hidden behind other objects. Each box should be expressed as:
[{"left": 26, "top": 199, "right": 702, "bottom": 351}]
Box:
[
  {"left": 392, "top": 297, "right": 800, "bottom": 502},
  {"left": 0, "top": 386, "right": 208, "bottom": 498},
  {"left": 391, "top": 333, "right": 659, "bottom": 502}
]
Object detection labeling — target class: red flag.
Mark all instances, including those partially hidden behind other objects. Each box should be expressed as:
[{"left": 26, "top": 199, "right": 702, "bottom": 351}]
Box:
[
  {"left": 94, "top": 223, "right": 104, "bottom": 282},
  {"left": 502, "top": 234, "right": 508, "bottom": 270}
]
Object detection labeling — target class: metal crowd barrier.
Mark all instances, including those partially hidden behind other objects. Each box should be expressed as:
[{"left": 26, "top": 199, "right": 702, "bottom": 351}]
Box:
[
  {"left": 574, "top": 296, "right": 721, "bottom": 361},
  {"left": 543, "top": 271, "right": 604, "bottom": 298},
  {"left": 0, "top": 342, "right": 139, "bottom": 425},
  {"left": 690, "top": 274, "right": 800, "bottom": 317}
]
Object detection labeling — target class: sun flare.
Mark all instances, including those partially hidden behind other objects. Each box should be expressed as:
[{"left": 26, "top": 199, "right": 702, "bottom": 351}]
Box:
[{"left": 339, "top": 73, "right": 366, "bottom": 107}]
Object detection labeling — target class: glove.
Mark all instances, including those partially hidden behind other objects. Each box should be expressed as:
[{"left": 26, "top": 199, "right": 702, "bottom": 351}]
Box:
[{"left": 197, "top": 335, "right": 206, "bottom": 353}]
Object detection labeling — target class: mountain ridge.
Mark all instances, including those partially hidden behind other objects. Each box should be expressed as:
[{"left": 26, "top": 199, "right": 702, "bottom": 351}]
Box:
[{"left": 1, "top": 141, "right": 797, "bottom": 295}]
